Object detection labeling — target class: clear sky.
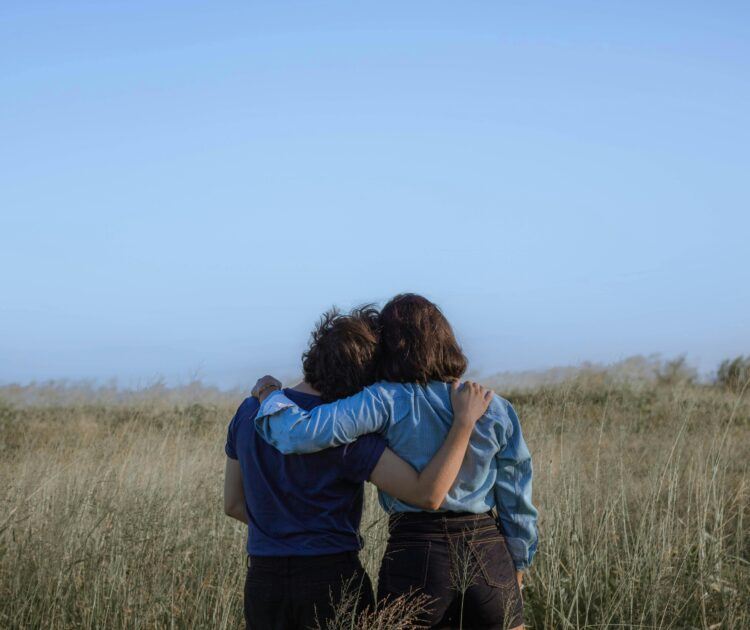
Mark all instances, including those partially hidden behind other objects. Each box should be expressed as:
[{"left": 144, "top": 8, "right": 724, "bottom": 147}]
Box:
[{"left": 1, "top": 1, "right": 748, "bottom": 388}]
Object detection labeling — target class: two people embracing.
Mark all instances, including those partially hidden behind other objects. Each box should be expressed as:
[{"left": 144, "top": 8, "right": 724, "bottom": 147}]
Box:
[{"left": 224, "top": 293, "right": 538, "bottom": 629}]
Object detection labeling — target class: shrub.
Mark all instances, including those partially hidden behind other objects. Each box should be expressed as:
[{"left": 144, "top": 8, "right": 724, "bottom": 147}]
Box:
[
  {"left": 716, "top": 356, "right": 750, "bottom": 392},
  {"left": 655, "top": 355, "right": 697, "bottom": 386}
]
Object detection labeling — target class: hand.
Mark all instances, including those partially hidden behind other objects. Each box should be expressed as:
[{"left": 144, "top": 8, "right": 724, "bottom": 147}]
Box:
[
  {"left": 450, "top": 380, "right": 493, "bottom": 427},
  {"left": 252, "top": 375, "right": 282, "bottom": 401}
]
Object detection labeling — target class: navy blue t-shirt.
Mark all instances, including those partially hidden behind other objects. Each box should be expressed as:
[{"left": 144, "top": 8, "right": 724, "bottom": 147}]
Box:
[{"left": 225, "top": 389, "right": 387, "bottom": 556}]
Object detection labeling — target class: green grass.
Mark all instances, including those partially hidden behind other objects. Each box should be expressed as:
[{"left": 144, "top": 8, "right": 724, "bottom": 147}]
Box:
[{"left": 1, "top": 378, "right": 748, "bottom": 629}]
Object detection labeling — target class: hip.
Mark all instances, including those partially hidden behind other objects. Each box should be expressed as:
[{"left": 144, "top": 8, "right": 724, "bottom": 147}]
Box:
[
  {"left": 247, "top": 550, "right": 362, "bottom": 581},
  {"left": 387, "top": 510, "right": 503, "bottom": 541}
]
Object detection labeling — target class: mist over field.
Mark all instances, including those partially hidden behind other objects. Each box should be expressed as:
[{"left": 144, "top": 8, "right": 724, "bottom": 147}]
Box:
[{"left": 0, "top": 353, "right": 738, "bottom": 405}]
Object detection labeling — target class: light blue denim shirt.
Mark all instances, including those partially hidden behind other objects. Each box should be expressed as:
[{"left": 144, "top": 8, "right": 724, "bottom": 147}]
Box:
[{"left": 254, "top": 381, "right": 538, "bottom": 570}]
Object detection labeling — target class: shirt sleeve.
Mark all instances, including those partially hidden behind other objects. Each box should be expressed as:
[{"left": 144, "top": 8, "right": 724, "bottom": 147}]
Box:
[
  {"left": 254, "top": 385, "right": 393, "bottom": 454},
  {"left": 225, "top": 408, "right": 241, "bottom": 460},
  {"left": 224, "top": 398, "right": 257, "bottom": 460},
  {"left": 340, "top": 434, "right": 388, "bottom": 483},
  {"left": 492, "top": 399, "right": 539, "bottom": 570}
]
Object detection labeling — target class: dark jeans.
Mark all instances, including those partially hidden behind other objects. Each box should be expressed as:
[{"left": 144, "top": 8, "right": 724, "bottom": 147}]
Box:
[
  {"left": 377, "top": 512, "right": 524, "bottom": 630},
  {"left": 244, "top": 551, "right": 375, "bottom": 630}
]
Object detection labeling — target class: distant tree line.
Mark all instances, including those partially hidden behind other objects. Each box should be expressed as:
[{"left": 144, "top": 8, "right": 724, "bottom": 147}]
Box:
[{"left": 649, "top": 355, "right": 750, "bottom": 392}]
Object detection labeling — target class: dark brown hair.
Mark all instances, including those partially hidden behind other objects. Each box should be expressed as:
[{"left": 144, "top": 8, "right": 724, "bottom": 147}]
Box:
[
  {"left": 302, "top": 306, "right": 381, "bottom": 402},
  {"left": 377, "top": 293, "right": 467, "bottom": 384}
]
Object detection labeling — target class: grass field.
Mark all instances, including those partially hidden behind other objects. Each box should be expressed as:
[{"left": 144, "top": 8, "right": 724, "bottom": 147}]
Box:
[{"left": 1, "top": 375, "right": 748, "bottom": 629}]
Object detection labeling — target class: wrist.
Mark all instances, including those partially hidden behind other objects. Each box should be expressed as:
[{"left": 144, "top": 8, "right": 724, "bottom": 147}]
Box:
[
  {"left": 452, "top": 415, "right": 476, "bottom": 430},
  {"left": 257, "top": 385, "right": 280, "bottom": 402}
]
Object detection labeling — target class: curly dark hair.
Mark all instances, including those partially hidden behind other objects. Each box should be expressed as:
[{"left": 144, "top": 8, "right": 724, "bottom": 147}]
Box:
[
  {"left": 377, "top": 293, "right": 467, "bottom": 384},
  {"left": 302, "top": 306, "right": 381, "bottom": 402}
]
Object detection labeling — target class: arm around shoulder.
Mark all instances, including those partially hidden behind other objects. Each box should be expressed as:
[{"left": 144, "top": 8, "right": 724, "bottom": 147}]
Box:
[
  {"left": 254, "top": 385, "right": 393, "bottom": 454},
  {"left": 369, "top": 381, "right": 493, "bottom": 511}
]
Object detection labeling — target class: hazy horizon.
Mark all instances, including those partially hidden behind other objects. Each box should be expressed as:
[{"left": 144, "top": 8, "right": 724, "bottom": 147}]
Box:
[{"left": 0, "top": 351, "right": 732, "bottom": 393}]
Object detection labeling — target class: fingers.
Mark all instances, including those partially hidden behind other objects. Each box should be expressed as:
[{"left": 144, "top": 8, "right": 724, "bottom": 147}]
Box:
[
  {"left": 462, "top": 381, "right": 494, "bottom": 403},
  {"left": 455, "top": 381, "right": 493, "bottom": 401},
  {"left": 260, "top": 374, "right": 280, "bottom": 387},
  {"left": 252, "top": 374, "right": 282, "bottom": 399},
  {"left": 464, "top": 381, "right": 483, "bottom": 394}
]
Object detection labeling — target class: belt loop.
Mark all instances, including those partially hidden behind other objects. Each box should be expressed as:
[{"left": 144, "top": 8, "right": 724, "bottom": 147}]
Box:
[{"left": 489, "top": 508, "right": 499, "bottom": 529}]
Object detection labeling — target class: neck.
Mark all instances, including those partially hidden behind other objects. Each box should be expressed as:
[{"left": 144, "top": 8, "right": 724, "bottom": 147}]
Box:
[{"left": 289, "top": 381, "right": 322, "bottom": 396}]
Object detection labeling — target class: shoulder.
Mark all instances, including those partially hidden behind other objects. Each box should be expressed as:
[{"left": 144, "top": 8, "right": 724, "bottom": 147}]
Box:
[
  {"left": 362, "top": 381, "right": 415, "bottom": 403},
  {"left": 486, "top": 393, "right": 513, "bottom": 417},
  {"left": 368, "top": 380, "right": 435, "bottom": 399},
  {"left": 231, "top": 396, "right": 261, "bottom": 426},
  {"left": 239, "top": 396, "right": 261, "bottom": 416},
  {"left": 225, "top": 397, "right": 260, "bottom": 458},
  {"left": 484, "top": 393, "right": 519, "bottom": 434}
]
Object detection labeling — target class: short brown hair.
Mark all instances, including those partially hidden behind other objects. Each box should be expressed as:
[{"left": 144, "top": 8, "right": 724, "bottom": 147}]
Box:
[
  {"left": 302, "top": 306, "right": 381, "bottom": 402},
  {"left": 377, "top": 293, "right": 467, "bottom": 384}
]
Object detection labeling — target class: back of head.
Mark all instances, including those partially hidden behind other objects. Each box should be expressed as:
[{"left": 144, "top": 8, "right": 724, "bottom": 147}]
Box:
[
  {"left": 378, "top": 293, "right": 468, "bottom": 384},
  {"left": 302, "top": 306, "right": 381, "bottom": 402}
]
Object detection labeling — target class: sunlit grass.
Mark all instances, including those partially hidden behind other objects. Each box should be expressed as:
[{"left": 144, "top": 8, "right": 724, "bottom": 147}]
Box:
[{"left": 1, "top": 377, "right": 748, "bottom": 628}]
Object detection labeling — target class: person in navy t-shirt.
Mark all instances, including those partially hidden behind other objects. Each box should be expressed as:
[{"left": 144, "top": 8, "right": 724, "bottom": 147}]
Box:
[{"left": 224, "top": 306, "right": 493, "bottom": 630}]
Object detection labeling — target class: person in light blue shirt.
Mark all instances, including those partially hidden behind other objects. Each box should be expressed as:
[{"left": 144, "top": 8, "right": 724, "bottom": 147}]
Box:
[{"left": 253, "top": 294, "right": 537, "bottom": 629}]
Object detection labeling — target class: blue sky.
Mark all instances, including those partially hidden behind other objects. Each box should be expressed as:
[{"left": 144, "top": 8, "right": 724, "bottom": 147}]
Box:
[{"left": 1, "top": 1, "right": 748, "bottom": 388}]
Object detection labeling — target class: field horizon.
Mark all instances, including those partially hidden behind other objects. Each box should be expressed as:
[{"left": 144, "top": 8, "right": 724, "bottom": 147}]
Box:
[{"left": 0, "top": 353, "right": 738, "bottom": 406}]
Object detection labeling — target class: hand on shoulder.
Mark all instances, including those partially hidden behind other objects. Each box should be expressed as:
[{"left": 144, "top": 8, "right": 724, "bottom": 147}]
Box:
[
  {"left": 450, "top": 380, "right": 494, "bottom": 427},
  {"left": 252, "top": 375, "right": 282, "bottom": 402}
]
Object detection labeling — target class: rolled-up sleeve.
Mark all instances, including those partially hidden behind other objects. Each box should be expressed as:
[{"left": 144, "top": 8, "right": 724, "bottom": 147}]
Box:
[
  {"left": 493, "top": 401, "right": 539, "bottom": 570},
  {"left": 254, "top": 386, "right": 392, "bottom": 454}
]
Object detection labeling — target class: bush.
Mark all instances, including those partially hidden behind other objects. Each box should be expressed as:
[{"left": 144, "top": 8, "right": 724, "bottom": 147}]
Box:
[
  {"left": 716, "top": 356, "right": 750, "bottom": 392},
  {"left": 656, "top": 355, "right": 697, "bottom": 386}
]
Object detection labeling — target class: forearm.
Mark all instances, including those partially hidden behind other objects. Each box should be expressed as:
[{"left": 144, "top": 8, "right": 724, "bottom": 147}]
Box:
[
  {"left": 225, "top": 502, "right": 248, "bottom": 524},
  {"left": 258, "top": 412, "right": 341, "bottom": 454},
  {"left": 495, "top": 511, "right": 536, "bottom": 571},
  {"left": 223, "top": 458, "right": 248, "bottom": 524},
  {"left": 371, "top": 381, "right": 493, "bottom": 510},
  {"left": 494, "top": 457, "right": 538, "bottom": 569},
  {"left": 254, "top": 388, "right": 390, "bottom": 454},
  {"left": 493, "top": 402, "right": 539, "bottom": 570},
  {"left": 370, "top": 420, "right": 475, "bottom": 510},
  {"left": 414, "top": 421, "right": 474, "bottom": 509}
]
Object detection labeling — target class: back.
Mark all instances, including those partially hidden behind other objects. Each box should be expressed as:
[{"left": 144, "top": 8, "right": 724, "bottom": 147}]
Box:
[
  {"left": 370, "top": 381, "right": 510, "bottom": 513},
  {"left": 225, "top": 389, "right": 386, "bottom": 556}
]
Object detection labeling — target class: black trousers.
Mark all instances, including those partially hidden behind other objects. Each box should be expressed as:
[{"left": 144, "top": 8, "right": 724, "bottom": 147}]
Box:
[
  {"left": 244, "top": 551, "right": 375, "bottom": 630},
  {"left": 377, "top": 512, "right": 524, "bottom": 630}
]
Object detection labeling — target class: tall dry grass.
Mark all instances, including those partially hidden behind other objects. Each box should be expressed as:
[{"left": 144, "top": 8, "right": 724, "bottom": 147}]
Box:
[{"left": 1, "top": 377, "right": 748, "bottom": 629}]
